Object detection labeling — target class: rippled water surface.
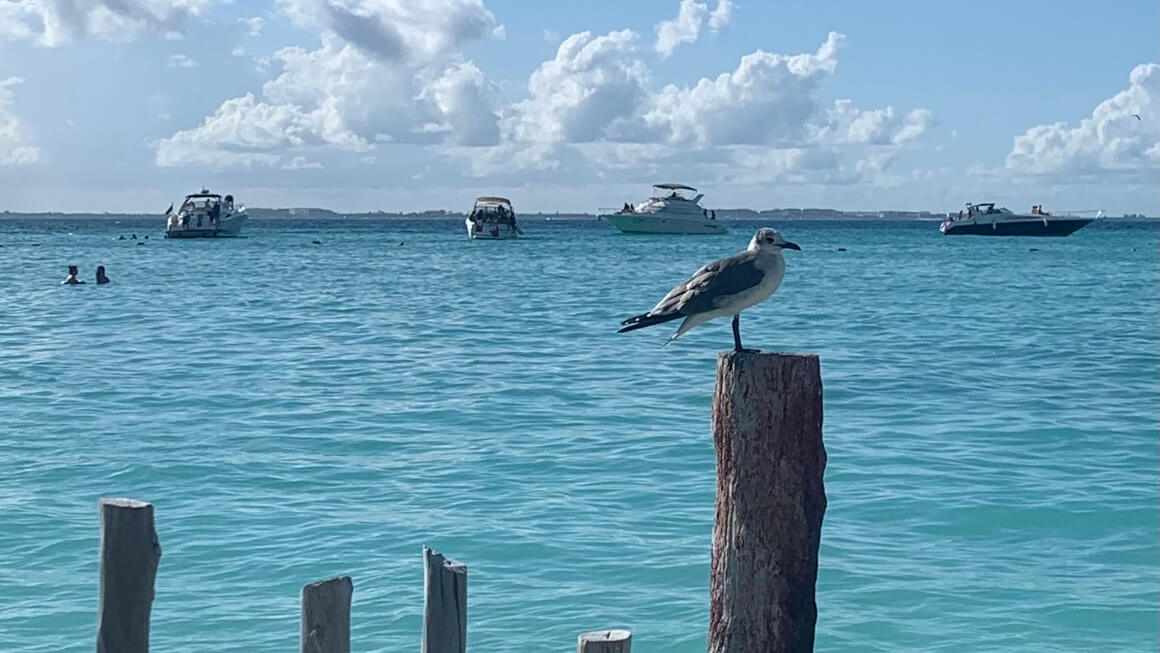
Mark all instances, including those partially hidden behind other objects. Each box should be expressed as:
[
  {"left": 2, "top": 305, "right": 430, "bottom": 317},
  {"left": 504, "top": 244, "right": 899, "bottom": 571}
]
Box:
[{"left": 1, "top": 216, "right": 1157, "bottom": 652}]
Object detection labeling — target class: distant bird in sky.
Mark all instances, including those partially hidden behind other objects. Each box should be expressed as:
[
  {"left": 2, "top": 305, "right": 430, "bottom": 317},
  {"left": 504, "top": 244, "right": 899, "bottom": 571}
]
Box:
[
  {"left": 617, "top": 227, "right": 801, "bottom": 352},
  {"left": 1132, "top": 113, "right": 1141, "bottom": 120}
]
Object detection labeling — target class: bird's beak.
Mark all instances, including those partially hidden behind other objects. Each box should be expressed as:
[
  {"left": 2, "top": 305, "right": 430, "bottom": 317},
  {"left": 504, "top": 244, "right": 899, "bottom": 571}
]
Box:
[{"left": 782, "top": 241, "right": 801, "bottom": 251}]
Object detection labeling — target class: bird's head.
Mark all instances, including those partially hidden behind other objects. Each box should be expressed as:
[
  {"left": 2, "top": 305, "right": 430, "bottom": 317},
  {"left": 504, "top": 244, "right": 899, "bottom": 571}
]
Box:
[{"left": 749, "top": 227, "right": 801, "bottom": 253}]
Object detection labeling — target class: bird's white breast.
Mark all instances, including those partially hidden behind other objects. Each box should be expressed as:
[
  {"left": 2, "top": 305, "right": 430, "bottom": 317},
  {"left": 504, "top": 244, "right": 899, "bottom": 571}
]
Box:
[{"left": 729, "top": 252, "right": 784, "bottom": 312}]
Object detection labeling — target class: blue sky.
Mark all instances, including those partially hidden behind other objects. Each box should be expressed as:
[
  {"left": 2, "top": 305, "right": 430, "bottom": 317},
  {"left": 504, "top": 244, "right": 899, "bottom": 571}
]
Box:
[{"left": 0, "top": 0, "right": 1156, "bottom": 214}]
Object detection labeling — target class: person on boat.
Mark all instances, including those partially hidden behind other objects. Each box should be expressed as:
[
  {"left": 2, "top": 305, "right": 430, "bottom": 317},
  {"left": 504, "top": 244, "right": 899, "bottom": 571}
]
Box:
[
  {"left": 224, "top": 195, "right": 234, "bottom": 215},
  {"left": 62, "top": 265, "right": 84, "bottom": 285},
  {"left": 95, "top": 265, "right": 110, "bottom": 284}
]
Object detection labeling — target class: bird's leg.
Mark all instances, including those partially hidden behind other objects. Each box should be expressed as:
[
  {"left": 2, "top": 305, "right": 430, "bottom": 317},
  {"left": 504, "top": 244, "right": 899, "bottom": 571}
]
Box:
[{"left": 732, "top": 314, "right": 759, "bottom": 353}]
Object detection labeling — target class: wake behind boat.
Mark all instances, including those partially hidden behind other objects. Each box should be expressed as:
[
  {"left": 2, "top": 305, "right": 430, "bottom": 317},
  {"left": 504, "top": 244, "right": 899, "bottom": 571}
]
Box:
[
  {"left": 164, "top": 188, "right": 247, "bottom": 239},
  {"left": 940, "top": 202, "right": 1100, "bottom": 237},
  {"left": 600, "top": 183, "right": 727, "bottom": 234}
]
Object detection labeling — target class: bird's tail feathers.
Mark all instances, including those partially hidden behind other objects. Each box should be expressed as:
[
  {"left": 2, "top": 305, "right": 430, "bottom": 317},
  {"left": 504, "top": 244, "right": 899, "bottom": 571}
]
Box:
[
  {"left": 664, "top": 313, "right": 707, "bottom": 346},
  {"left": 617, "top": 311, "right": 681, "bottom": 334}
]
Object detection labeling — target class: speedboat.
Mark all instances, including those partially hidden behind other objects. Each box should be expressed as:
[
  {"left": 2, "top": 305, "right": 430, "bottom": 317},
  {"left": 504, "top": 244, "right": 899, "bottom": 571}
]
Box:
[
  {"left": 600, "top": 183, "right": 727, "bottom": 234},
  {"left": 939, "top": 202, "right": 1100, "bottom": 237},
  {"left": 466, "top": 196, "right": 521, "bottom": 239},
  {"left": 164, "top": 188, "right": 247, "bottom": 239}
]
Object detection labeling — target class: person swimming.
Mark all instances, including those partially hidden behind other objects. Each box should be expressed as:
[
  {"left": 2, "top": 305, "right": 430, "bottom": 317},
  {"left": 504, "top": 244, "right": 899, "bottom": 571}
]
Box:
[
  {"left": 95, "top": 265, "right": 110, "bottom": 284},
  {"left": 62, "top": 265, "right": 84, "bottom": 285}
]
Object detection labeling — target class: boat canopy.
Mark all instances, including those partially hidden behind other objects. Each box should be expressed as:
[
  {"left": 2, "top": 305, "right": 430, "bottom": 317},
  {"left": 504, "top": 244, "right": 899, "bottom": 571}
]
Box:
[
  {"left": 965, "top": 202, "right": 1013, "bottom": 215},
  {"left": 475, "top": 196, "right": 512, "bottom": 206},
  {"left": 653, "top": 183, "right": 697, "bottom": 191},
  {"left": 185, "top": 188, "right": 221, "bottom": 200}
]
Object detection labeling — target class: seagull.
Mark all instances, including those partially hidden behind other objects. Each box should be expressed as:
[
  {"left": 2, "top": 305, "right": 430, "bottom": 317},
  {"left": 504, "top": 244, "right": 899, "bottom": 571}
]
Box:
[
  {"left": 617, "top": 227, "right": 801, "bottom": 352},
  {"left": 1132, "top": 113, "right": 1141, "bottom": 121}
]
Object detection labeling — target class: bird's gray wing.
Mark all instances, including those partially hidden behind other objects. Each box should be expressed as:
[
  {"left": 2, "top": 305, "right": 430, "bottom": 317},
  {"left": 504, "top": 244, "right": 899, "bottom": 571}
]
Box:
[{"left": 649, "top": 252, "right": 763, "bottom": 316}]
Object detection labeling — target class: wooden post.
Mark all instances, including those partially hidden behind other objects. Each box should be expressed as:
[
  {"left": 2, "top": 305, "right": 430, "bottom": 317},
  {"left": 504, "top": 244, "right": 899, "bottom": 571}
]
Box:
[
  {"left": 96, "top": 498, "right": 162, "bottom": 653},
  {"left": 709, "top": 352, "right": 826, "bottom": 653},
  {"left": 421, "top": 546, "right": 467, "bottom": 653},
  {"left": 577, "top": 629, "right": 632, "bottom": 652},
  {"left": 301, "top": 576, "right": 353, "bottom": 653}
]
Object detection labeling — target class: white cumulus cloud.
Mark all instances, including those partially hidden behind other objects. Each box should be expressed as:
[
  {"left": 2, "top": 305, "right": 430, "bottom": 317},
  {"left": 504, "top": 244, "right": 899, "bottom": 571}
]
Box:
[
  {"left": 812, "top": 100, "right": 934, "bottom": 146},
  {"left": 157, "top": 93, "right": 342, "bottom": 167},
  {"left": 0, "top": 77, "right": 39, "bottom": 165},
  {"left": 283, "top": 155, "right": 323, "bottom": 169},
  {"left": 418, "top": 61, "right": 501, "bottom": 146},
  {"left": 0, "top": 0, "right": 216, "bottom": 46},
  {"left": 155, "top": 3, "right": 933, "bottom": 190},
  {"left": 476, "top": 29, "right": 932, "bottom": 188},
  {"left": 166, "top": 53, "right": 197, "bottom": 68},
  {"left": 158, "top": 11, "right": 501, "bottom": 168},
  {"left": 654, "top": 0, "right": 732, "bottom": 58},
  {"left": 643, "top": 31, "right": 845, "bottom": 147},
  {"left": 1005, "top": 62, "right": 1160, "bottom": 176},
  {"left": 505, "top": 29, "right": 650, "bottom": 144},
  {"left": 275, "top": 0, "right": 500, "bottom": 62},
  {"left": 241, "top": 15, "right": 263, "bottom": 36}
]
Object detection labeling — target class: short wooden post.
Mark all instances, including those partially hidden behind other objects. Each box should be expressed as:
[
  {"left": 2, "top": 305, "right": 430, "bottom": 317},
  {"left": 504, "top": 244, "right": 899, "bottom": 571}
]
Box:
[
  {"left": 301, "top": 576, "right": 353, "bottom": 653},
  {"left": 709, "top": 352, "right": 827, "bottom": 653},
  {"left": 577, "top": 629, "right": 632, "bottom": 652},
  {"left": 96, "top": 498, "right": 162, "bottom": 653},
  {"left": 421, "top": 546, "right": 467, "bottom": 653}
]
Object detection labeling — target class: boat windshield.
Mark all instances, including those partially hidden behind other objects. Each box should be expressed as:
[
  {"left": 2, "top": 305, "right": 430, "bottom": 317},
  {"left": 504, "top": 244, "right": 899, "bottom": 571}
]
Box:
[
  {"left": 653, "top": 187, "right": 696, "bottom": 201},
  {"left": 180, "top": 197, "right": 218, "bottom": 212},
  {"left": 967, "top": 202, "right": 1011, "bottom": 216},
  {"left": 470, "top": 202, "right": 516, "bottom": 224}
]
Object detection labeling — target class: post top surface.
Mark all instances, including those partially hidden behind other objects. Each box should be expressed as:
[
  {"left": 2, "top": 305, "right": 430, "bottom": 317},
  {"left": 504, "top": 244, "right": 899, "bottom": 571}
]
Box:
[
  {"left": 423, "top": 546, "right": 467, "bottom": 573},
  {"left": 303, "top": 576, "right": 353, "bottom": 591},
  {"left": 578, "top": 629, "right": 632, "bottom": 641},
  {"left": 718, "top": 350, "right": 818, "bottom": 360},
  {"left": 99, "top": 497, "right": 152, "bottom": 509}
]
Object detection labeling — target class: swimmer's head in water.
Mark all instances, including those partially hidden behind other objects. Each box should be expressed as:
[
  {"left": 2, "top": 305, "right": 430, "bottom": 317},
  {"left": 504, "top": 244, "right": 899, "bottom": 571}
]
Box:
[{"left": 68, "top": 265, "right": 78, "bottom": 275}]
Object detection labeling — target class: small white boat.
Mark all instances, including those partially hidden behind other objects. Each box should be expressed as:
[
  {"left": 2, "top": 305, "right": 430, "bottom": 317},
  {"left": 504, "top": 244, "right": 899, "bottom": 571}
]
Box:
[
  {"left": 939, "top": 202, "right": 1101, "bottom": 237},
  {"left": 466, "top": 196, "right": 521, "bottom": 240},
  {"left": 164, "top": 188, "right": 247, "bottom": 239},
  {"left": 600, "top": 183, "right": 727, "bottom": 235}
]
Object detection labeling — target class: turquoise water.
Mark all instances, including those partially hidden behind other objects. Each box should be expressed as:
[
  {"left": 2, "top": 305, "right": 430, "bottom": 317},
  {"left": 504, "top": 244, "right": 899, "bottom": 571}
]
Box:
[{"left": 1, "top": 216, "right": 1157, "bottom": 652}]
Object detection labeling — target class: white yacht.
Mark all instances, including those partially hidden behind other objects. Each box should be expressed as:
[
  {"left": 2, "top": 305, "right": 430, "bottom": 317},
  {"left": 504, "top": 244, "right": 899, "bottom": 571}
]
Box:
[
  {"left": 939, "top": 202, "right": 1101, "bottom": 237},
  {"left": 600, "top": 183, "right": 727, "bottom": 234},
  {"left": 466, "top": 196, "right": 521, "bottom": 240},
  {"left": 164, "top": 189, "right": 247, "bottom": 239}
]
